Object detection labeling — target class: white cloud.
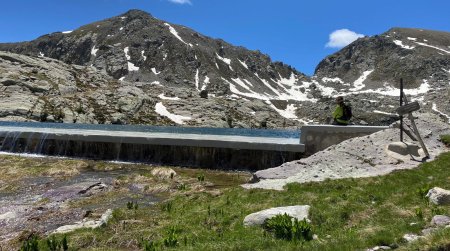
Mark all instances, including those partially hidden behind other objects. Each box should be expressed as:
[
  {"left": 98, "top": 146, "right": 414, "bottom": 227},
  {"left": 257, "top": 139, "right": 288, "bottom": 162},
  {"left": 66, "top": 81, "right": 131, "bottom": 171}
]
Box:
[
  {"left": 326, "top": 29, "right": 364, "bottom": 48},
  {"left": 168, "top": 0, "right": 192, "bottom": 4}
]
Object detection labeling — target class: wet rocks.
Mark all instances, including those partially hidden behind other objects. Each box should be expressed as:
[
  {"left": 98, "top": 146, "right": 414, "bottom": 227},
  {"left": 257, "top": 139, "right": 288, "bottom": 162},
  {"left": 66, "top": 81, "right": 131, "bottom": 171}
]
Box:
[{"left": 43, "top": 181, "right": 108, "bottom": 202}]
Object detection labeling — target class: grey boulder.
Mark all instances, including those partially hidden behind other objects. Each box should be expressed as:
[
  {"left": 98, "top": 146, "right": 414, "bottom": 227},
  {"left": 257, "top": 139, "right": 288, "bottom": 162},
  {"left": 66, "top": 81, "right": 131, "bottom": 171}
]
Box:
[
  {"left": 243, "top": 205, "right": 310, "bottom": 226},
  {"left": 431, "top": 215, "right": 450, "bottom": 227},
  {"left": 426, "top": 187, "right": 450, "bottom": 205}
]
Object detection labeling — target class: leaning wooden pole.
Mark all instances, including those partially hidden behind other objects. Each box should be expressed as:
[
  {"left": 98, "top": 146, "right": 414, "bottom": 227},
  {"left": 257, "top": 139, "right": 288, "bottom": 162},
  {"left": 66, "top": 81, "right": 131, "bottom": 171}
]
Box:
[
  {"left": 401, "top": 93, "right": 430, "bottom": 159},
  {"left": 400, "top": 78, "right": 404, "bottom": 142}
]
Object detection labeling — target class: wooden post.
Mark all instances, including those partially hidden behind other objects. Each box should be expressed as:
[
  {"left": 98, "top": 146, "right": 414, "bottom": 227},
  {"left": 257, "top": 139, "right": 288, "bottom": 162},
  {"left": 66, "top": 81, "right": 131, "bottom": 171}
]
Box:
[
  {"left": 400, "top": 78, "right": 404, "bottom": 142},
  {"left": 401, "top": 93, "right": 430, "bottom": 159}
]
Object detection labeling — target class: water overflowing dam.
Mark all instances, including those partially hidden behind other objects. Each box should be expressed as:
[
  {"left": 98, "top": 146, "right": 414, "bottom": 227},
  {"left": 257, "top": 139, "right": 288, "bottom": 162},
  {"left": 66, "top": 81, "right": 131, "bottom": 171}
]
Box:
[{"left": 0, "top": 122, "right": 303, "bottom": 170}]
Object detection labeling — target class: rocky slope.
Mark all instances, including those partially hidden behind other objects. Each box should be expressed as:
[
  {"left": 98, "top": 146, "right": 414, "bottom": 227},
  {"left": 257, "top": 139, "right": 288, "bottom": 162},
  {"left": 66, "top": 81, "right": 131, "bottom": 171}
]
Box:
[
  {"left": 244, "top": 112, "right": 450, "bottom": 190},
  {"left": 0, "top": 51, "right": 297, "bottom": 127},
  {"left": 0, "top": 10, "right": 449, "bottom": 126}
]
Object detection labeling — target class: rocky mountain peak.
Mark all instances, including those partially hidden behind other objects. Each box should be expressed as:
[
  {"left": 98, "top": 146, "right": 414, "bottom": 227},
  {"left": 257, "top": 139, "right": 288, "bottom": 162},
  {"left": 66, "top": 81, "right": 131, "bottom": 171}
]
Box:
[
  {"left": 0, "top": 9, "right": 310, "bottom": 102},
  {"left": 315, "top": 27, "right": 450, "bottom": 89},
  {"left": 122, "top": 9, "right": 153, "bottom": 18},
  {"left": 0, "top": 13, "right": 449, "bottom": 127}
]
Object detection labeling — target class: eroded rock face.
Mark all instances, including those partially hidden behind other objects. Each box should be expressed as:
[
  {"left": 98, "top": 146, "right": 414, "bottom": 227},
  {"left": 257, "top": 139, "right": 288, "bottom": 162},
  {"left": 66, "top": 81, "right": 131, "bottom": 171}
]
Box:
[
  {"left": 243, "top": 205, "right": 310, "bottom": 226},
  {"left": 427, "top": 187, "right": 450, "bottom": 205}
]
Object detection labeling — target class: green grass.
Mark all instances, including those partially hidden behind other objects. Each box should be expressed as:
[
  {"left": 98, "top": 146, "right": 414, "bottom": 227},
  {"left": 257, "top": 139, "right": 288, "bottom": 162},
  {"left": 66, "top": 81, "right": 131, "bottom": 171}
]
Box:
[
  {"left": 441, "top": 135, "right": 450, "bottom": 146},
  {"left": 49, "top": 150, "right": 450, "bottom": 251}
]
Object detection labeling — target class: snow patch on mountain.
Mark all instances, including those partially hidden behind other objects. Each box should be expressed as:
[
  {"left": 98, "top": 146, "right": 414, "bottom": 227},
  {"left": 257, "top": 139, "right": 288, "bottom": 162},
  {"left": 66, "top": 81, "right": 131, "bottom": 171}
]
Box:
[
  {"left": 62, "top": 31, "right": 73, "bottom": 34},
  {"left": 322, "top": 77, "right": 344, "bottom": 84},
  {"left": 373, "top": 110, "right": 397, "bottom": 116},
  {"left": 158, "top": 94, "right": 180, "bottom": 101},
  {"left": 216, "top": 53, "right": 232, "bottom": 65},
  {"left": 432, "top": 103, "right": 450, "bottom": 123},
  {"left": 127, "top": 62, "right": 139, "bottom": 71},
  {"left": 311, "top": 80, "right": 336, "bottom": 97},
  {"left": 202, "top": 76, "right": 210, "bottom": 90},
  {"left": 164, "top": 23, "right": 192, "bottom": 47},
  {"left": 155, "top": 102, "right": 191, "bottom": 124},
  {"left": 91, "top": 45, "right": 99, "bottom": 56},
  {"left": 195, "top": 69, "right": 199, "bottom": 90},
  {"left": 266, "top": 101, "right": 298, "bottom": 120},
  {"left": 225, "top": 78, "right": 270, "bottom": 100},
  {"left": 255, "top": 73, "right": 281, "bottom": 96},
  {"left": 243, "top": 79, "right": 253, "bottom": 87},
  {"left": 238, "top": 59, "right": 248, "bottom": 69},
  {"left": 231, "top": 78, "right": 253, "bottom": 92},
  {"left": 393, "top": 40, "right": 415, "bottom": 50},
  {"left": 123, "top": 47, "right": 138, "bottom": 71},
  {"left": 350, "top": 70, "right": 374, "bottom": 91},
  {"left": 344, "top": 80, "right": 430, "bottom": 97},
  {"left": 151, "top": 68, "right": 160, "bottom": 75},
  {"left": 414, "top": 42, "right": 450, "bottom": 54},
  {"left": 123, "top": 47, "right": 131, "bottom": 60},
  {"left": 141, "top": 50, "right": 147, "bottom": 61}
]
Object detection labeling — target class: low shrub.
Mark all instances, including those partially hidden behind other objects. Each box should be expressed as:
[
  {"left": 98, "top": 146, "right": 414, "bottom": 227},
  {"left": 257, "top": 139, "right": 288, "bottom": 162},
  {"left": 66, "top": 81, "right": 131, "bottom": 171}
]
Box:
[{"left": 263, "top": 213, "right": 313, "bottom": 241}]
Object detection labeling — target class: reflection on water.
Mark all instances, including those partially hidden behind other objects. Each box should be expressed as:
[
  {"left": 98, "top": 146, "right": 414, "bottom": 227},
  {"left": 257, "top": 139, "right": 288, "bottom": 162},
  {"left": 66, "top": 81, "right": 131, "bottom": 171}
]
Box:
[{"left": 0, "top": 121, "right": 300, "bottom": 138}]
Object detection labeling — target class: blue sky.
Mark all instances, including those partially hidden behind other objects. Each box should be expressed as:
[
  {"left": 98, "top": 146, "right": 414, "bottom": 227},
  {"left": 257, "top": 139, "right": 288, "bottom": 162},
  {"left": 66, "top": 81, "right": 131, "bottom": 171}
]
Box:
[{"left": 1, "top": 0, "right": 449, "bottom": 75}]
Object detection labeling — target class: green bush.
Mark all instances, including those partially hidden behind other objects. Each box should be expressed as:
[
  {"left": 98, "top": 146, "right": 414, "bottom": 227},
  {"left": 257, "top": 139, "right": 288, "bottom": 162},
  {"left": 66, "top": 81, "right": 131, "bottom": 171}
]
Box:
[
  {"left": 46, "top": 235, "right": 69, "bottom": 251},
  {"left": 197, "top": 173, "right": 205, "bottom": 182},
  {"left": 141, "top": 239, "right": 158, "bottom": 251},
  {"left": 163, "top": 226, "right": 179, "bottom": 247},
  {"left": 20, "top": 235, "right": 39, "bottom": 251},
  {"left": 127, "top": 201, "right": 138, "bottom": 210},
  {"left": 263, "top": 213, "right": 313, "bottom": 241},
  {"left": 416, "top": 184, "right": 432, "bottom": 199},
  {"left": 161, "top": 201, "right": 173, "bottom": 213}
]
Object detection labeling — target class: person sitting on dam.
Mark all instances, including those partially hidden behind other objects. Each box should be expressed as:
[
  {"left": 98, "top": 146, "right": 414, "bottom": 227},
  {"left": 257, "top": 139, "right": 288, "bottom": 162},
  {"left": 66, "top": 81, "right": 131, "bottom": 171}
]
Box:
[{"left": 332, "top": 96, "right": 352, "bottom": 125}]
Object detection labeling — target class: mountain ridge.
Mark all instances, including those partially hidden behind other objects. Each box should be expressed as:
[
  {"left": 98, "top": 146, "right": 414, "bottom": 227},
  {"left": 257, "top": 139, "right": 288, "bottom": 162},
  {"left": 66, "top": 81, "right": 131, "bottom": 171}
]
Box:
[{"left": 0, "top": 9, "right": 449, "bottom": 127}]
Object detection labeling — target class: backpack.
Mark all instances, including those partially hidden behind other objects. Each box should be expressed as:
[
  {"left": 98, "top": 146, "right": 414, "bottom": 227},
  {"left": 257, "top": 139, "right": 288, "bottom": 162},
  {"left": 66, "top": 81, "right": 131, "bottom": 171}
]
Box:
[{"left": 342, "top": 103, "right": 352, "bottom": 120}]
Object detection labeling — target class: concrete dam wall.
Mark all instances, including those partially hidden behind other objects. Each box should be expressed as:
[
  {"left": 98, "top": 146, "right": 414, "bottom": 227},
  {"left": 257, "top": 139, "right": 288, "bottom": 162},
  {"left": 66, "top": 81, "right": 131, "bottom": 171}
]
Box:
[{"left": 0, "top": 124, "right": 304, "bottom": 171}]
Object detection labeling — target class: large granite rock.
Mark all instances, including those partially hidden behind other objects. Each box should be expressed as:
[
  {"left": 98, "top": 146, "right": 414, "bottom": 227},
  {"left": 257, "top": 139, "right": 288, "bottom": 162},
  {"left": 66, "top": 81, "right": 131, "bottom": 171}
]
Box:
[
  {"left": 427, "top": 187, "right": 450, "bottom": 205},
  {"left": 243, "top": 205, "right": 310, "bottom": 226}
]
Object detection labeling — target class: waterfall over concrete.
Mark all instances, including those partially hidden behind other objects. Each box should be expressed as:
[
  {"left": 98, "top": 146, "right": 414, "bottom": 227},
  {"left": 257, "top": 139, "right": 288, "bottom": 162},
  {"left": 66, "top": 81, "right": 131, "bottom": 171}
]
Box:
[{"left": 0, "top": 122, "right": 304, "bottom": 170}]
